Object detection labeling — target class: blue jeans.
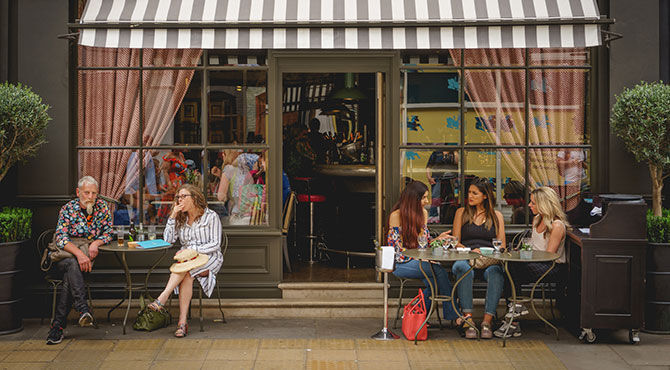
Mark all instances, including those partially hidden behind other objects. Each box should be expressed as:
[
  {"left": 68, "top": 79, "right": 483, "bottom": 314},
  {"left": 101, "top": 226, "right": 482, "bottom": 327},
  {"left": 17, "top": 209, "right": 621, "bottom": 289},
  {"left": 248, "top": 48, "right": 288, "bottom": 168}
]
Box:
[
  {"left": 393, "top": 259, "right": 459, "bottom": 320},
  {"left": 452, "top": 260, "right": 504, "bottom": 316}
]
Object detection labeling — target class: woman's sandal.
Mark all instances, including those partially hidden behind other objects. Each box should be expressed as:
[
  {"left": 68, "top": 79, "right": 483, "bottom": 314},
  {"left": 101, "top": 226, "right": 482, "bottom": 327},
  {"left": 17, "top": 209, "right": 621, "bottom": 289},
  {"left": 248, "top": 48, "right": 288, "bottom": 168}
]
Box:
[
  {"left": 455, "top": 314, "right": 474, "bottom": 338},
  {"left": 174, "top": 323, "right": 188, "bottom": 338},
  {"left": 147, "top": 299, "right": 164, "bottom": 312}
]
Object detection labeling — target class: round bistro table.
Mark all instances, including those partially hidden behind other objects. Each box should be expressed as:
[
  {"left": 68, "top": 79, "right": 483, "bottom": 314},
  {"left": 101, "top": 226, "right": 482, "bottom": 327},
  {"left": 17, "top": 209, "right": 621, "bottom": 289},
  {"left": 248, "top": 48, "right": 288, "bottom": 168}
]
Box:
[
  {"left": 488, "top": 250, "right": 561, "bottom": 347},
  {"left": 401, "top": 248, "right": 481, "bottom": 344},
  {"left": 99, "top": 242, "right": 174, "bottom": 334}
]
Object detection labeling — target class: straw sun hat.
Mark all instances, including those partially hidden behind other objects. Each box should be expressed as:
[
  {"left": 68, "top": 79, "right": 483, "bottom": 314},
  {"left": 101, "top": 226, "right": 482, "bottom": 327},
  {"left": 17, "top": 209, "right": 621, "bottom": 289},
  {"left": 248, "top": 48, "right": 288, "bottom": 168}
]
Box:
[{"left": 169, "top": 249, "right": 209, "bottom": 273}]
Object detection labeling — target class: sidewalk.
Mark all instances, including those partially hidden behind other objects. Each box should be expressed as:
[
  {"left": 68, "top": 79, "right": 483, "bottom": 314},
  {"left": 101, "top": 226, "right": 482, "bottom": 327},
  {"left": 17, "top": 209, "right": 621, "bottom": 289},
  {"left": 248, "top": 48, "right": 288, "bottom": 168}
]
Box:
[{"left": 0, "top": 318, "right": 668, "bottom": 369}]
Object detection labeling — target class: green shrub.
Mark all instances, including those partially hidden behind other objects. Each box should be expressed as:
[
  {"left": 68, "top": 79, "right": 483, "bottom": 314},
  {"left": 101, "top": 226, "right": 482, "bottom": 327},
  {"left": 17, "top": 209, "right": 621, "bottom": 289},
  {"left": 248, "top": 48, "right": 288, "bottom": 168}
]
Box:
[
  {"left": 0, "top": 207, "right": 33, "bottom": 243},
  {"left": 647, "top": 209, "right": 670, "bottom": 243},
  {"left": 0, "top": 82, "right": 51, "bottom": 183}
]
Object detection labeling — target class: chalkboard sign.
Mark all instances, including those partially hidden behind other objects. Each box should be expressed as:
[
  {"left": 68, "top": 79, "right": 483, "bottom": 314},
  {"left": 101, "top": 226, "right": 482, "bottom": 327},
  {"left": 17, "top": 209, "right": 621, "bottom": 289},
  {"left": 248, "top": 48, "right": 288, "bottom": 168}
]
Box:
[{"left": 407, "top": 72, "right": 460, "bottom": 104}]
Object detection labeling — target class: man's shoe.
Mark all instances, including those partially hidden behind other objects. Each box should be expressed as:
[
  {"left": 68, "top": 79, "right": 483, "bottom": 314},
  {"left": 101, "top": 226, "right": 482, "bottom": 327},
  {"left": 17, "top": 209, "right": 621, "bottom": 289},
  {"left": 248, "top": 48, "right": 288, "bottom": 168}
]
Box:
[
  {"left": 78, "top": 311, "right": 94, "bottom": 327},
  {"left": 494, "top": 321, "right": 522, "bottom": 338},
  {"left": 505, "top": 303, "right": 529, "bottom": 319},
  {"left": 46, "top": 326, "right": 64, "bottom": 345}
]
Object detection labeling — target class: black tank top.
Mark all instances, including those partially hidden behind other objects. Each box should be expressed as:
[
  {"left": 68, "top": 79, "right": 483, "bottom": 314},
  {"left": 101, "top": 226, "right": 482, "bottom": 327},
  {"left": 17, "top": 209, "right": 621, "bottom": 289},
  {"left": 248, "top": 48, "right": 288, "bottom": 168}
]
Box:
[{"left": 461, "top": 222, "right": 496, "bottom": 249}]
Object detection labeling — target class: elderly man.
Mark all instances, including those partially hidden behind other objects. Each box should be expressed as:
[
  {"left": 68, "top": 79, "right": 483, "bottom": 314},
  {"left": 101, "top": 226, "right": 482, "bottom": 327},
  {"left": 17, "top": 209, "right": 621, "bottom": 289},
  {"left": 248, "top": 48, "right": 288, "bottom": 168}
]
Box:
[{"left": 46, "top": 176, "right": 113, "bottom": 345}]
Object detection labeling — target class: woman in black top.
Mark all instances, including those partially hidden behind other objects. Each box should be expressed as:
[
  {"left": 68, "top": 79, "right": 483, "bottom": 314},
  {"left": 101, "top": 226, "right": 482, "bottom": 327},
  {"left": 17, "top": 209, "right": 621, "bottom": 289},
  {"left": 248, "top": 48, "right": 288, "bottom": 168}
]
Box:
[{"left": 451, "top": 178, "right": 506, "bottom": 339}]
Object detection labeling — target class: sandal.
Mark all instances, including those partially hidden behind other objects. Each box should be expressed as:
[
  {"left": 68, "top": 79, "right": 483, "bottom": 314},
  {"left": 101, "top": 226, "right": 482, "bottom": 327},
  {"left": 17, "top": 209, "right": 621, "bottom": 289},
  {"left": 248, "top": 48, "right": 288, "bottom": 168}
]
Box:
[
  {"left": 481, "top": 322, "right": 493, "bottom": 339},
  {"left": 147, "top": 299, "right": 164, "bottom": 312},
  {"left": 174, "top": 323, "right": 188, "bottom": 338},
  {"left": 455, "top": 314, "right": 474, "bottom": 338}
]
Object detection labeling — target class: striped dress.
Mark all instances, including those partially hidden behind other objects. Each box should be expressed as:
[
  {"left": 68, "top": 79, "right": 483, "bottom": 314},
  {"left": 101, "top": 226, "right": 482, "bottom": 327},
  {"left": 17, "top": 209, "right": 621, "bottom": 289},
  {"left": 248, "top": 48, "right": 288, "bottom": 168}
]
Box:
[{"left": 164, "top": 208, "right": 223, "bottom": 297}]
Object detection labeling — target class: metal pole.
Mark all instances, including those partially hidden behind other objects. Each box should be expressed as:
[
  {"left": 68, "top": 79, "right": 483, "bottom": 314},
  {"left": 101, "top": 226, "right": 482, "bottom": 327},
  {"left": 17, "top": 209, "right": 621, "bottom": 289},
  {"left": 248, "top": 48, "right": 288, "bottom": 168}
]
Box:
[{"left": 371, "top": 271, "right": 399, "bottom": 340}]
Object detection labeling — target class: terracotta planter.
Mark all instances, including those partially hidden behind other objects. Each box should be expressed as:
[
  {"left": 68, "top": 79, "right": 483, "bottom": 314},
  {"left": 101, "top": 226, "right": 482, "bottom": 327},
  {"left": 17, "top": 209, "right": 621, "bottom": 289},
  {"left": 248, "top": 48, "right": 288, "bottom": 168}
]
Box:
[
  {"left": 644, "top": 242, "right": 670, "bottom": 334},
  {"left": 0, "top": 240, "right": 25, "bottom": 335}
]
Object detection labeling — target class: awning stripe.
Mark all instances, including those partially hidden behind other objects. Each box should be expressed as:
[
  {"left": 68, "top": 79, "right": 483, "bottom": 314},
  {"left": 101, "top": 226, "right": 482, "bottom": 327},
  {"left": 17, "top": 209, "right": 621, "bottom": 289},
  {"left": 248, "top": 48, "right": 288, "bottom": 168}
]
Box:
[{"left": 79, "top": 0, "right": 605, "bottom": 49}]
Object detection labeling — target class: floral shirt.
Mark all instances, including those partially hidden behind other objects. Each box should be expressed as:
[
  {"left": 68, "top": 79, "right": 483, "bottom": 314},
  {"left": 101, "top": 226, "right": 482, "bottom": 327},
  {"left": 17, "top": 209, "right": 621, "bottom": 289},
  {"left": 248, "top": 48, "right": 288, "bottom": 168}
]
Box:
[
  {"left": 55, "top": 198, "right": 113, "bottom": 249},
  {"left": 386, "top": 226, "right": 431, "bottom": 263}
]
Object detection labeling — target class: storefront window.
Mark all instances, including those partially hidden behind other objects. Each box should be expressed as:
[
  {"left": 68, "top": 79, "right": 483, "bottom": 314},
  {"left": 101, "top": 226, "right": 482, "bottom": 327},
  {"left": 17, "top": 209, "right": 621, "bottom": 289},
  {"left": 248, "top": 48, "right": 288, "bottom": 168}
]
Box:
[
  {"left": 400, "top": 48, "right": 591, "bottom": 225},
  {"left": 77, "top": 48, "right": 270, "bottom": 227}
]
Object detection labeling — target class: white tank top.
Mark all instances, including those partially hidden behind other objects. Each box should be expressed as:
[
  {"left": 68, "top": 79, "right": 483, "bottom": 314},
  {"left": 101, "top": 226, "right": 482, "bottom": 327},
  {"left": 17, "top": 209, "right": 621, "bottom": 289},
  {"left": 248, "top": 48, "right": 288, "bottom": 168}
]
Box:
[{"left": 531, "top": 220, "right": 566, "bottom": 263}]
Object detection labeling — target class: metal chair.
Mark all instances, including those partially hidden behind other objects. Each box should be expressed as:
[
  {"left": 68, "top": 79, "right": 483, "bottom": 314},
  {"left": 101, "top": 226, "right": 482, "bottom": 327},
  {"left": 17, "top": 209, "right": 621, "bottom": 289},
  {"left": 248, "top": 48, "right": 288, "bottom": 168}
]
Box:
[
  {"left": 281, "top": 192, "right": 297, "bottom": 272},
  {"left": 36, "top": 229, "right": 94, "bottom": 326},
  {"left": 194, "top": 230, "right": 229, "bottom": 332},
  {"left": 393, "top": 276, "right": 424, "bottom": 329}
]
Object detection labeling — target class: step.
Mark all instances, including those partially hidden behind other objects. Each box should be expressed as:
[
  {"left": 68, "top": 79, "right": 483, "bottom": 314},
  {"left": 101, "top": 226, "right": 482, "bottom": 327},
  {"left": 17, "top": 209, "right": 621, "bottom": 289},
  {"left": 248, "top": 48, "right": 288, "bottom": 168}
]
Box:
[{"left": 279, "top": 282, "right": 384, "bottom": 300}]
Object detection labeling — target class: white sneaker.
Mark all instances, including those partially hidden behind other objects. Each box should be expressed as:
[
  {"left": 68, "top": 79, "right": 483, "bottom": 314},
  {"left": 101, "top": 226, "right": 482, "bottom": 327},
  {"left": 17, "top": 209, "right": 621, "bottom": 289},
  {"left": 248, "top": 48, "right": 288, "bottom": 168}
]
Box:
[
  {"left": 505, "top": 303, "right": 529, "bottom": 319},
  {"left": 494, "top": 321, "right": 522, "bottom": 338}
]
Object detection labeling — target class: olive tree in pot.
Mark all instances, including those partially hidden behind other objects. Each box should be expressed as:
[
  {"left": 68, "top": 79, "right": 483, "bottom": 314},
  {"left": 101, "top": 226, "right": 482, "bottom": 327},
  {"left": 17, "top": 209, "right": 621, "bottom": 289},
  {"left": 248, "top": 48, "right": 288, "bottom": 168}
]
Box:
[
  {"left": 0, "top": 82, "right": 50, "bottom": 334},
  {"left": 611, "top": 81, "right": 670, "bottom": 334}
]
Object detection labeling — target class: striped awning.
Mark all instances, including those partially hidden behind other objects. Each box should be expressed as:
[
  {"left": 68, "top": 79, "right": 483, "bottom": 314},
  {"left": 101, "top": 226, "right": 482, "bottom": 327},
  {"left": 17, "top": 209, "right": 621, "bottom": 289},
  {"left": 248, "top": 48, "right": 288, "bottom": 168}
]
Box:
[{"left": 78, "top": 0, "right": 607, "bottom": 50}]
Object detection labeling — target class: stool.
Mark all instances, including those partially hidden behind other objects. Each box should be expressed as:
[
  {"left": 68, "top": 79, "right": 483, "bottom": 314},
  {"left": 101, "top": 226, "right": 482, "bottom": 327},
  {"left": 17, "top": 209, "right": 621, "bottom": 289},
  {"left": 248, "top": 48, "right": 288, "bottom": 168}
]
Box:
[{"left": 294, "top": 177, "right": 327, "bottom": 264}]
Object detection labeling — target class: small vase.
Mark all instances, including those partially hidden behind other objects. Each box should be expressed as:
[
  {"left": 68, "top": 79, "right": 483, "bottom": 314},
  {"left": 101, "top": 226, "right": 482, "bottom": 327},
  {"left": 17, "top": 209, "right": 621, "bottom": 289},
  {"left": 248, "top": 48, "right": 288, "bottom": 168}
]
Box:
[{"left": 520, "top": 250, "right": 533, "bottom": 260}]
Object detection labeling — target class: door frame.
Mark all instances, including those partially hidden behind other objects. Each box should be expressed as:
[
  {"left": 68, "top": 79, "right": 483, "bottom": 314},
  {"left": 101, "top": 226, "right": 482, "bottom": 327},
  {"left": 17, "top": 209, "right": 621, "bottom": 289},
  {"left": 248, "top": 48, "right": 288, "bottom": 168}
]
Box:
[{"left": 268, "top": 51, "right": 400, "bottom": 246}]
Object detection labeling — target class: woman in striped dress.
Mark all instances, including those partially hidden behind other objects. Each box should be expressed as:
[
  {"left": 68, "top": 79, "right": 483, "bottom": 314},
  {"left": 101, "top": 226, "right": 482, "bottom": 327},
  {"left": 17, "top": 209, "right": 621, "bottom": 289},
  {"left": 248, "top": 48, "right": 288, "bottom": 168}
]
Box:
[{"left": 149, "top": 184, "right": 223, "bottom": 337}]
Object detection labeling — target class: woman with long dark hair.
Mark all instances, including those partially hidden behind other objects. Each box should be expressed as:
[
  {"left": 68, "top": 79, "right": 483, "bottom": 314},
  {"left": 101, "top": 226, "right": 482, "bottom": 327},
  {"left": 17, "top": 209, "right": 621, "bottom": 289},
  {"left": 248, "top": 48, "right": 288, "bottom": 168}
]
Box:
[
  {"left": 148, "top": 184, "right": 223, "bottom": 337},
  {"left": 451, "top": 177, "right": 506, "bottom": 339},
  {"left": 388, "top": 181, "right": 459, "bottom": 322}
]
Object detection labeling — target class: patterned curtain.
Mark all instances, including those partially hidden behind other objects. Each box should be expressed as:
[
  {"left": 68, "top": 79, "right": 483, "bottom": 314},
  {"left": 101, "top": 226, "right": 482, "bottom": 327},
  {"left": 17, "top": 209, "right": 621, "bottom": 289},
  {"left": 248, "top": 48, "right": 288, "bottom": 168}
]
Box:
[{"left": 78, "top": 46, "right": 202, "bottom": 201}]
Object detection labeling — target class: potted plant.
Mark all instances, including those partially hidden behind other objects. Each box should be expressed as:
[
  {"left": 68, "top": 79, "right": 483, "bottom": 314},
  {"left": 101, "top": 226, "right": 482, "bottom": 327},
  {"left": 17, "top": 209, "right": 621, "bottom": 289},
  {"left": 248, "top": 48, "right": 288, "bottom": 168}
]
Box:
[
  {"left": 644, "top": 209, "right": 670, "bottom": 333},
  {"left": 520, "top": 239, "right": 533, "bottom": 259},
  {"left": 0, "top": 82, "right": 51, "bottom": 334},
  {"left": 0, "top": 207, "right": 33, "bottom": 334}
]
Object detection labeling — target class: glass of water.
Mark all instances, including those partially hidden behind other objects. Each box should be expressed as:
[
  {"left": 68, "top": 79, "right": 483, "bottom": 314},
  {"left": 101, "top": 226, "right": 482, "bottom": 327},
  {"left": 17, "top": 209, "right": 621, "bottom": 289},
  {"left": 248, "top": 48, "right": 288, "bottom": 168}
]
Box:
[
  {"left": 418, "top": 233, "right": 428, "bottom": 249},
  {"left": 148, "top": 225, "right": 157, "bottom": 240},
  {"left": 492, "top": 239, "right": 503, "bottom": 253}
]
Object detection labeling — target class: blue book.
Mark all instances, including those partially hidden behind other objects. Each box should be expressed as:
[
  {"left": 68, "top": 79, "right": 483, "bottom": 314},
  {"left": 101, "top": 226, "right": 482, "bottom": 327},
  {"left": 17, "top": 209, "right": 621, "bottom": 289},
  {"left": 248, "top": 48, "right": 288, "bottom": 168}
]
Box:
[{"left": 137, "top": 239, "right": 171, "bottom": 249}]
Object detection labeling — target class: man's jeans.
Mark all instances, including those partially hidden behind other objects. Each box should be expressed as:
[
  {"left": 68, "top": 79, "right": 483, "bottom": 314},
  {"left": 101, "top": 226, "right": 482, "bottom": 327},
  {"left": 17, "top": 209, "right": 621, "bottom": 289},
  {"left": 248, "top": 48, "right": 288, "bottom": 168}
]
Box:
[
  {"left": 452, "top": 260, "right": 504, "bottom": 316},
  {"left": 393, "top": 259, "right": 459, "bottom": 320},
  {"left": 50, "top": 258, "right": 89, "bottom": 328}
]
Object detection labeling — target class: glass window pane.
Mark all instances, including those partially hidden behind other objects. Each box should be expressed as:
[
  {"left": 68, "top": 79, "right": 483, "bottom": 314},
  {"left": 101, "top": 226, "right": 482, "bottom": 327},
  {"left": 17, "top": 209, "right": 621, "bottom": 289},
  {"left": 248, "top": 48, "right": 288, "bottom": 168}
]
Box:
[
  {"left": 529, "top": 48, "right": 589, "bottom": 66},
  {"left": 401, "top": 52, "right": 458, "bottom": 67},
  {"left": 78, "top": 149, "right": 134, "bottom": 225},
  {"left": 144, "top": 70, "right": 203, "bottom": 146},
  {"left": 206, "top": 51, "right": 267, "bottom": 66},
  {"left": 208, "top": 70, "right": 267, "bottom": 144},
  {"left": 207, "top": 149, "right": 269, "bottom": 226},
  {"left": 78, "top": 70, "right": 140, "bottom": 147},
  {"left": 464, "top": 149, "right": 527, "bottom": 225},
  {"left": 400, "top": 149, "right": 461, "bottom": 224},
  {"left": 529, "top": 69, "right": 589, "bottom": 145},
  {"left": 529, "top": 148, "right": 591, "bottom": 216},
  {"left": 460, "top": 48, "right": 525, "bottom": 66},
  {"left": 402, "top": 70, "right": 461, "bottom": 145},
  {"left": 464, "top": 70, "right": 525, "bottom": 145}
]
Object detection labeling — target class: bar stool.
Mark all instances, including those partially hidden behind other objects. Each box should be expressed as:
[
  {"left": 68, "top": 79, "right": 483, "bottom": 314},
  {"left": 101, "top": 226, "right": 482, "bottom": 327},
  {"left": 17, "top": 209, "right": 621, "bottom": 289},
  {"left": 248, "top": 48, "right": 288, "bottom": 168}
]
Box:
[{"left": 294, "top": 177, "right": 327, "bottom": 264}]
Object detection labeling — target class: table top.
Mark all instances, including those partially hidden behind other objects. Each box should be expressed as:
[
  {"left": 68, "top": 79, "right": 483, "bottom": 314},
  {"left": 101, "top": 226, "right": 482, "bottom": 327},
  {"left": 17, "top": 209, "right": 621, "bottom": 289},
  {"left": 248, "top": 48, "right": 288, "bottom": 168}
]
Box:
[
  {"left": 488, "top": 250, "right": 560, "bottom": 262},
  {"left": 401, "top": 248, "right": 480, "bottom": 262},
  {"left": 99, "top": 242, "right": 173, "bottom": 253}
]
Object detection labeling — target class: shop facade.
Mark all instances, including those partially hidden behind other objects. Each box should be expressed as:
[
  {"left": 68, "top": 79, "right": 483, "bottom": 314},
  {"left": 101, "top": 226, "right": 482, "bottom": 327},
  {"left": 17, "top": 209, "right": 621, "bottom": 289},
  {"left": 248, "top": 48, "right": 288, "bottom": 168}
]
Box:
[{"left": 4, "top": 0, "right": 668, "bottom": 307}]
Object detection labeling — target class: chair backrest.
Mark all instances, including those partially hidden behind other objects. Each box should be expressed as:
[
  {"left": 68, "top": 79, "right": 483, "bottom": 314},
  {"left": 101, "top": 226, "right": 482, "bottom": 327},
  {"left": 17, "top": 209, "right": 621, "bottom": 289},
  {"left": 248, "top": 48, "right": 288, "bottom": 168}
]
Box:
[
  {"left": 221, "top": 228, "right": 229, "bottom": 257},
  {"left": 282, "top": 191, "right": 297, "bottom": 234},
  {"left": 36, "top": 229, "right": 56, "bottom": 258},
  {"left": 510, "top": 229, "right": 532, "bottom": 251}
]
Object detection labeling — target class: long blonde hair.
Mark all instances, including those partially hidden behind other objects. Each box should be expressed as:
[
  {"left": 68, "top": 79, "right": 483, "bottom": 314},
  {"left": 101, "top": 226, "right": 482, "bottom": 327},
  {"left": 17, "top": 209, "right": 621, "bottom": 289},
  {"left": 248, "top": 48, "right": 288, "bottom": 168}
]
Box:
[
  {"left": 462, "top": 177, "right": 498, "bottom": 232},
  {"left": 531, "top": 187, "right": 569, "bottom": 237},
  {"left": 173, "top": 184, "right": 207, "bottom": 229}
]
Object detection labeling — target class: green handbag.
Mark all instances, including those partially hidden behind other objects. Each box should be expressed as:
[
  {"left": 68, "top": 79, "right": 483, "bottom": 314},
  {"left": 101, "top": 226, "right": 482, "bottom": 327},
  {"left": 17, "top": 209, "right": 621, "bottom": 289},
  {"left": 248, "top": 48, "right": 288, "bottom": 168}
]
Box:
[{"left": 132, "top": 294, "right": 171, "bottom": 331}]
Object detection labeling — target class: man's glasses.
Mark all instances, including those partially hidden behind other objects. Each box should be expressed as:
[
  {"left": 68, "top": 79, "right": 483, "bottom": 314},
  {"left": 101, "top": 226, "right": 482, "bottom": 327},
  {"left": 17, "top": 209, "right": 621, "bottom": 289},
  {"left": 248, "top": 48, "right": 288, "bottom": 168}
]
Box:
[{"left": 175, "top": 194, "right": 192, "bottom": 200}]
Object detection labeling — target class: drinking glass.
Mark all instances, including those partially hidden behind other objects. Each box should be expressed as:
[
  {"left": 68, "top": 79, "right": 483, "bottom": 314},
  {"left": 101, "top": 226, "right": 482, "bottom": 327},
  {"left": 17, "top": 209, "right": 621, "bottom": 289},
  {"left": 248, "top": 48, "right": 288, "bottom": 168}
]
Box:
[
  {"left": 148, "top": 225, "right": 157, "bottom": 240},
  {"left": 448, "top": 236, "right": 458, "bottom": 249},
  {"left": 116, "top": 230, "right": 125, "bottom": 247},
  {"left": 492, "top": 239, "right": 503, "bottom": 253},
  {"left": 418, "top": 233, "right": 428, "bottom": 249}
]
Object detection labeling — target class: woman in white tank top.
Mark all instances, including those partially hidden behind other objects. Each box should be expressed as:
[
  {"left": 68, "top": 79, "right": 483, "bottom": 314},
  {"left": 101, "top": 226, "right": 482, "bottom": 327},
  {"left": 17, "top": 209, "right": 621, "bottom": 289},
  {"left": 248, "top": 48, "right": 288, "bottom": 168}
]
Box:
[{"left": 495, "top": 186, "right": 569, "bottom": 339}]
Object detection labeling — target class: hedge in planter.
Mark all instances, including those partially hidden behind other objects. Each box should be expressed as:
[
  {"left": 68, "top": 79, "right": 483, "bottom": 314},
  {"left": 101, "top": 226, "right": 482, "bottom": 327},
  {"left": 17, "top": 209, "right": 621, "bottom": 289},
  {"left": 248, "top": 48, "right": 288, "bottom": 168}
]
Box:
[
  {"left": 646, "top": 209, "right": 670, "bottom": 333},
  {"left": 0, "top": 207, "right": 32, "bottom": 335},
  {"left": 0, "top": 207, "right": 32, "bottom": 243}
]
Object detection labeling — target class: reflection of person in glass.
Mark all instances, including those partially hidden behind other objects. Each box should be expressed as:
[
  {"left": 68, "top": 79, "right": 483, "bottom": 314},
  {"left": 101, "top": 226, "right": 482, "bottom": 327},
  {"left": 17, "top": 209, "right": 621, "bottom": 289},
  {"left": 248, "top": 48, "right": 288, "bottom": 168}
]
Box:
[
  {"left": 503, "top": 180, "right": 527, "bottom": 224},
  {"left": 556, "top": 149, "right": 586, "bottom": 212},
  {"left": 425, "top": 150, "right": 459, "bottom": 224}
]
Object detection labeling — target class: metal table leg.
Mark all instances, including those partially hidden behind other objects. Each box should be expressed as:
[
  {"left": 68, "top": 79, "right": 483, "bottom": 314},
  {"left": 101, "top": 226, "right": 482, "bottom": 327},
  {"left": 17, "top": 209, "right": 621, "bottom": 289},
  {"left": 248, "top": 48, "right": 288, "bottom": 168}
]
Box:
[
  {"left": 530, "top": 261, "right": 559, "bottom": 341},
  {"left": 501, "top": 261, "right": 515, "bottom": 348},
  {"left": 120, "top": 252, "right": 132, "bottom": 335},
  {"left": 107, "top": 252, "right": 127, "bottom": 323},
  {"left": 415, "top": 261, "right": 435, "bottom": 345},
  {"left": 450, "top": 263, "right": 478, "bottom": 340},
  {"left": 143, "top": 249, "right": 168, "bottom": 294}
]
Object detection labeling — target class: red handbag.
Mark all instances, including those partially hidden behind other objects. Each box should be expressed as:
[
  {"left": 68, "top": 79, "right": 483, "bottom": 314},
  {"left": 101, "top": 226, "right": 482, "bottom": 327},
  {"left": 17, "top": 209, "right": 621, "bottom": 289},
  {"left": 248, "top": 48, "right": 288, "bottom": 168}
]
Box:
[{"left": 402, "top": 289, "right": 428, "bottom": 341}]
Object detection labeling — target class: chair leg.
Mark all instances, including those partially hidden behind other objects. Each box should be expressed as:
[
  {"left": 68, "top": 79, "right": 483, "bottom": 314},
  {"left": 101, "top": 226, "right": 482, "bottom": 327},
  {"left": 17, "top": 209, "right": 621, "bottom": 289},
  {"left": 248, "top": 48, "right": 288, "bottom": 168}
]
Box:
[
  {"left": 214, "top": 282, "right": 226, "bottom": 324},
  {"left": 282, "top": 236, "right": 292, "bottom": 273},
  {"left": 199, "top": 286, "right": 204, "bottom": 332},
  {"left": 394, "top": 278, "right": 406, "bottom": 329}
]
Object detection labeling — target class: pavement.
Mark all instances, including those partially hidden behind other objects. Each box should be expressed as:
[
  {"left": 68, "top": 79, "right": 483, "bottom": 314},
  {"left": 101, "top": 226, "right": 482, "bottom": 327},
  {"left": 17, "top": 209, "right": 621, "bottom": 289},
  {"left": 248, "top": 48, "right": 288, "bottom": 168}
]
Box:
[{"left": 0, "top": 318, "right": 668, "bottom": 369}]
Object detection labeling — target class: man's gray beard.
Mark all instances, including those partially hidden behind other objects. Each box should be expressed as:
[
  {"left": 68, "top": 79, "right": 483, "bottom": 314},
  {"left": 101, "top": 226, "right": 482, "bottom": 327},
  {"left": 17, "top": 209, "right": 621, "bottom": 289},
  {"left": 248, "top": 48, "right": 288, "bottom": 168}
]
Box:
[{"left": 85, "top": 203, "right": 94, "bottom": 214}]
